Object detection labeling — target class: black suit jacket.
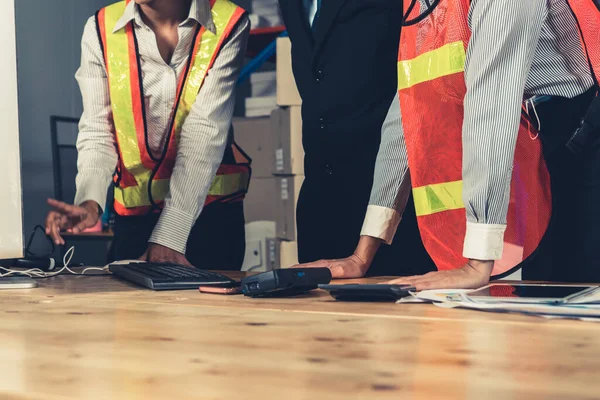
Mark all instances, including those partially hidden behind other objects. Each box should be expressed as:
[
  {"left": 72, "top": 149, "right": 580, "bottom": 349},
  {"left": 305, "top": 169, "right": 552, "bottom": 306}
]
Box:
[{"left": 278, "top": 0, "right": 403, "bottom": 189}]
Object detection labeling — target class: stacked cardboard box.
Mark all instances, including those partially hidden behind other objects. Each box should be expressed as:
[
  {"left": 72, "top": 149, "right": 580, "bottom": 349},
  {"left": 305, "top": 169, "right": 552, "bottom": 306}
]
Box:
[
  {"left": 271, "top": 107, "right": 303, "bottom": 242},
  {"left": 234, "top": 37, "right": 304, "bottom": 269},
  {"left": 276, "top": 38, "right": 302, "bottom": 107},
  {"left": 243, "top": 71, "right": 277, "bottom": 117},
  {"left": 232, "top": 117, "right": 276, "bottom": 222},
  {"left": 248, "top": 0, "right": 284, "bottom": 30},
  {"left": 241, "top": 1, "right": 285, "bottom": 118},
  {"left": 270, "top": 37, "right": 303, "bottom": 268}
]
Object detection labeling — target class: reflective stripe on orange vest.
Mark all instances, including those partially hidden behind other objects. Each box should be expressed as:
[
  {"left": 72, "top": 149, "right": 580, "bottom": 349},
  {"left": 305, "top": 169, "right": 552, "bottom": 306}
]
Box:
[
  {"left": 398, "top": 41, "right": 466, "bottom": 91},
  {"left": 97, "top": 0, "right": 250, "bottom": 216},
  {"left": 114, "top": 172, "right": 250, "bottom": 208},
  {"left": 399, "top": 0, "right": 556, "bottom": 277}
]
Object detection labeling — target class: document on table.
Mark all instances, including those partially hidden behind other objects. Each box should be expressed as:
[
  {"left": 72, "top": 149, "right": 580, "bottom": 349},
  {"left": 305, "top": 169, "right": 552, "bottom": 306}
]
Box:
[{"left": 397, "top": 288, "right": 600, "bottom": 322}]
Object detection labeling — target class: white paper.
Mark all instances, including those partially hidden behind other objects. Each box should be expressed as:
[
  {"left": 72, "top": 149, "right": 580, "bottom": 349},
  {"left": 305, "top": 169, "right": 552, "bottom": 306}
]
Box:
[
  {"left": 434, "top": 297, "right": 600, "bottom": 321},
  {"left": 400, "top": 286, "right": 600, "bottom": 321}
]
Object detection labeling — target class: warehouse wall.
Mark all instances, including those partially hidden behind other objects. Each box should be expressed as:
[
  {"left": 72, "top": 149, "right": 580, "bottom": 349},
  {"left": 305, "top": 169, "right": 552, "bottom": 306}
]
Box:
[
  {"left": 15, "top": 0, "right": 111, "bottom": 258},
  {"left": 16, "top": 0, "right": 111, "bottom": 234}
]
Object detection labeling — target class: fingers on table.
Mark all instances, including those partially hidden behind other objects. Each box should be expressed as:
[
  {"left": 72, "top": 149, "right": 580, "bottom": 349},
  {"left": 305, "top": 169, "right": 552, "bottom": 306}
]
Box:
[
  {"left": 386, "top": 272, "right": 456, "bottom": 291},
  {"left": 294, "top": 260, "right": 335, "bottom": 269}
]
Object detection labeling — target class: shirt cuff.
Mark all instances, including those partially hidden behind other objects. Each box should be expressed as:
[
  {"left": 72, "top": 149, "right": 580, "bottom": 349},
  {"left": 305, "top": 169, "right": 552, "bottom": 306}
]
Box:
[
  {"left": 360, "top": 205, "right": 402, "bottom": 245},
  {"left": 74, "top": 172, "right": 111, "bottom": 212},
  {"left": 148, "top": 207, "right": 196, "bottom": 254},
  {"left": 463, "top": 222, "right": 506, "bottom": 260}
]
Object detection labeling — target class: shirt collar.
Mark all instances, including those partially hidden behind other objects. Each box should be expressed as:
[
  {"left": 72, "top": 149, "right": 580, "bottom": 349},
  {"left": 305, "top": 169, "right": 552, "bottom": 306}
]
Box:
[{"left": 112, "top": 0, "right": 216, "bottom": 34}]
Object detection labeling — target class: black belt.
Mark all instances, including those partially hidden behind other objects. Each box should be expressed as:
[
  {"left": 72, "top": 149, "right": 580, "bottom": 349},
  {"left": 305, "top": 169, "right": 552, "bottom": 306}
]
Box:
[
  {"left": 566, "top": 92, "right": 600, "bottom": 154},
  {"left": 528, "top": 87, "right": 597, "bottom": 156}
]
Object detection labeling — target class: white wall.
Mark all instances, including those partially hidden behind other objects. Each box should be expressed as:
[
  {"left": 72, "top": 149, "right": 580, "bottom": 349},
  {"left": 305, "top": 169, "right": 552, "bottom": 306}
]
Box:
[{"left": 0, "top": 0, "right": 24, "bottom": 259}]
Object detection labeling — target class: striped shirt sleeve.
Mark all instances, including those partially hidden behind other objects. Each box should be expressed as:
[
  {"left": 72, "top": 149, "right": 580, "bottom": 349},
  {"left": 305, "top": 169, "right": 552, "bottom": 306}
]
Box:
[
  {"left": 74, "top": 17, "right": 118, "bottom": 213},
  {"left": 361, "top": 94, "right": 412, "bottom": 244},
  {"left": 462, "top": 0, "right": 547, "bottom": 260}
]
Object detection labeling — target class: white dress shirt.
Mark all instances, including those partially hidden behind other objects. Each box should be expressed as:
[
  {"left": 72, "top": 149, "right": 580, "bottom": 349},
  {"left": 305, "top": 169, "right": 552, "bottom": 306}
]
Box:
[
  {"left": 361, "top": 0, "right": 594, "bottom": 261},
  {"left": 74, "top": 0, "right": 250, "bottom": 254},
  {"left": 303, "top": 0, "right": 319, "bottom": 25}
]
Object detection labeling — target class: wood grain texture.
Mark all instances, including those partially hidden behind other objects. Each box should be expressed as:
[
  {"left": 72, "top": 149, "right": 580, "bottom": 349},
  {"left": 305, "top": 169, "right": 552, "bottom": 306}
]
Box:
[{"left": 0, "top": 273, "right": 599, "bottom": 400}]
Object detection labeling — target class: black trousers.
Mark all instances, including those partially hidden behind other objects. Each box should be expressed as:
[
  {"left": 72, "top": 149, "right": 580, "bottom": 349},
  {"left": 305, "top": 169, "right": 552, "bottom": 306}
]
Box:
[
  {"left": 110, "top": 202, "right": 246, "bottom": 271},
  {"left": 296, "top": 174, "right": 435, "bottom": 277},
  {"left": 522, "top": 88, "right": 600, "bottom": 283}
]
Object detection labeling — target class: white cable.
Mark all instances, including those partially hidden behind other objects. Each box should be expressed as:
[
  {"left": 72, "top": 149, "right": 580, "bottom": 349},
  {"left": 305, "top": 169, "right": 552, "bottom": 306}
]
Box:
[
  {"left": 525, "top": 98, "right": 541, "bottom": 140},
  {"left": 0, "top": 246, "right": 110, "bottom": 278}
]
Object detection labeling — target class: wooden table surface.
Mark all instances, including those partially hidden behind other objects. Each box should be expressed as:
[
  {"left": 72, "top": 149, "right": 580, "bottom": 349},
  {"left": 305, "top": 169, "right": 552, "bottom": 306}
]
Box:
[{"left": 1, "top": 272, "right": 600, "bottom": 400}]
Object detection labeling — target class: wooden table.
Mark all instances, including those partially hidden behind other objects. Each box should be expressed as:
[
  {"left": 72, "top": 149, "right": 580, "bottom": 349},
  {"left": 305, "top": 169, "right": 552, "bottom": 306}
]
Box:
[{"left": 1, "top": 273, "right": 600, "bottom": 400}]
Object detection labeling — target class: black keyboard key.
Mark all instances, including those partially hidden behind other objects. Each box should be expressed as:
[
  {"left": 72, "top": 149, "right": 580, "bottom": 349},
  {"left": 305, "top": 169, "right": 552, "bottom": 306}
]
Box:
[{"left": 108, "top": 262, "right": 237, "bottom": 290}]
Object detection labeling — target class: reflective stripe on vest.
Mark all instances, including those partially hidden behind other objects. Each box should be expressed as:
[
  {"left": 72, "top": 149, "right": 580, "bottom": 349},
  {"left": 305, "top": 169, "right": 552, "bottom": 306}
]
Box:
[
  {"left": 114, "top": 172, "right": 250, "bottom": 208},
  {"left": 97, "top": 0, "right": 249, "bottom": 216},
  {"left": 398, "top": 41, "right": 466, "bottom": 90},
  {"left": 399, "top": 0, "right": 553, "bottom": 277},
  {"left": 413, "top": 180, "right": 464, "bottom": 217}
]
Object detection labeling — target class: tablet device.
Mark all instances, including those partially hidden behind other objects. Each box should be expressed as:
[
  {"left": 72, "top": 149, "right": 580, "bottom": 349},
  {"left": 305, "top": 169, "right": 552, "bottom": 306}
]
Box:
[
  {"left": 467, "top": 284, "right": 597, "bottom": 304},
  {"left": 319, "top": 284, "right": 415, "bottom": 302}
]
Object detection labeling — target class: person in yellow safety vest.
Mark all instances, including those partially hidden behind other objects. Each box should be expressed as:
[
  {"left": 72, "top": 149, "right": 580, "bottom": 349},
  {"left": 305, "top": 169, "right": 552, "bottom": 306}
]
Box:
[
  {"left": 297, "top": 0, "right": 600, "bottom": 289},
  {"left": 44, "top": 0, "right": 252, "bottom": 269}
]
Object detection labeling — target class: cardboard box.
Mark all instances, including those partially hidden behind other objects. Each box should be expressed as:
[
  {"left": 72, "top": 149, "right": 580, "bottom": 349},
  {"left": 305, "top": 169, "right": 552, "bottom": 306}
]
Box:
[
  {"left": 266, "top": 238, "right": 299, "bottom": 270},
  {"left": 271, "top": 106, "right": 304, "bottom": 175},
  {"left": 232, "top": 117, "right": 274, "bottom": 179},
  {"left": 249, "top": 71, "right": 276, "bottom": 98},
  {"left": 244, "top": 177, "right": 277, "bottom": 222},
  {"left": 275, "top": 175, "right": 304, "bottom": 241},
  {"left": 245, "top": 96, "right": 277, "bottom": 117},
  {"left": 276, "top": 37, "right": 302, "bottom": 106},
  {"left": 242, "top": 221, "right": 276, "bottom": 272}
]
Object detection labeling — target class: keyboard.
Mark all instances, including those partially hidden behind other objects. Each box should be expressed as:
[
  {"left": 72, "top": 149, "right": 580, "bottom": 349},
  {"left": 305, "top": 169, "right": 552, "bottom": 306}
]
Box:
[{"left": 108, "top": 262, "right": 238, "bottom": 291}]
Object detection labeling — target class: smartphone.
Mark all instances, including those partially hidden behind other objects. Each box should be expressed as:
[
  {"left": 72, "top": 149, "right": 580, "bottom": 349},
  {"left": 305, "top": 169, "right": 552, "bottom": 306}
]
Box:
[
  {"left": 0, "top": 276, "right": 38, "bottom": 289},
  {"left": 199, "top": 286, "right": 241, "bottom": 295}
]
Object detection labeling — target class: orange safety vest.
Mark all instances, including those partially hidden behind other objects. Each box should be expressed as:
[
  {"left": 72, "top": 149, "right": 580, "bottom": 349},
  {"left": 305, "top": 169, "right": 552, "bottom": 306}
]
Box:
[
  {"left": 567, "top": 0, "right": 600, "bottom": 85},
  {"left": 400, "top": 0, "right": 600, "bottom": 277},
  {"left": 398, "top": 0, "right": 596, "bottom": 277},
  {"left": 96, "top": 0, "right": 251, "bottom": 216}
]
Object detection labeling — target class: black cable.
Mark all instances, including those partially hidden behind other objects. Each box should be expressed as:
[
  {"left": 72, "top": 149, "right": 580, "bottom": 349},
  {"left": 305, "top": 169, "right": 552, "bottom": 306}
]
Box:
[
  {"left": 25, "top": 225, "right": 54, "bottom": 258},
  {"left": 403, "top": 0, "right": 441, "bottom": 26},
  {"left": 404, "top": 0, "right": 418, "bottom": 23}
]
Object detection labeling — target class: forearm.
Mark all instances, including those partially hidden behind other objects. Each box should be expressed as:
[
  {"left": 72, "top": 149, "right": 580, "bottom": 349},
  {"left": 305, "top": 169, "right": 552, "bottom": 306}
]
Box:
[{"left": 354, "top": 235, "right": 383, "bottom": 268}]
